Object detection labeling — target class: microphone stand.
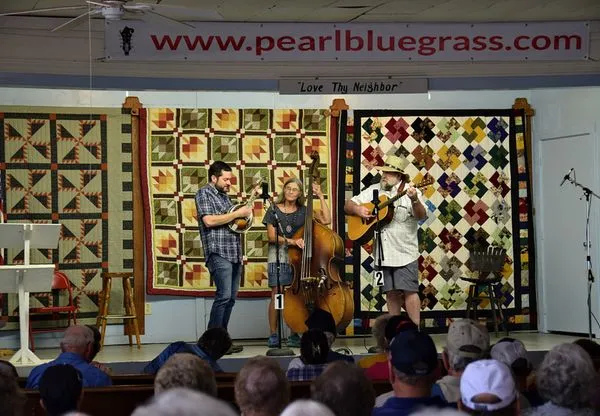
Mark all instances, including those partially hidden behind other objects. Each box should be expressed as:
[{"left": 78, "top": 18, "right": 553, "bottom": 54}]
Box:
[
  {"left": 367, "top": 188, "right": 385, "bottom": 353},
  {"left": 265, "top": 197, "right": 294, "bottom": 357},
  {"left": 565, "top": 172, "right": 600, "bottom": 339}
]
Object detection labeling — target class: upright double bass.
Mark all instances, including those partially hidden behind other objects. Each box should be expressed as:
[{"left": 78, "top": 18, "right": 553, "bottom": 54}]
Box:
[{"left": 283, "top": 152, "right": 354, "bottom": 333}]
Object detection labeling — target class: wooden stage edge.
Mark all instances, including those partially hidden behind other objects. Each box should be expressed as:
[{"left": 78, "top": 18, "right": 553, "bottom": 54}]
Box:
[{"left": 6, "top": 331, "right": 584, "bottom": 377}]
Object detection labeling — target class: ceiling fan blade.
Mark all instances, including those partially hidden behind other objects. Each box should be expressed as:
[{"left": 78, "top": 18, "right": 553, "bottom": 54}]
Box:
[
  {"left": 0, "top": 6, "right": 87, "bottom": 17},
  {"left": 86, "top": 1, "right": 112, "bottom": 7},
  {"left": 50, "top": 9, "right": 101, "bottom": 32},
  {"left": 142, "top": 9, "right": 195, "bottom": 28}
]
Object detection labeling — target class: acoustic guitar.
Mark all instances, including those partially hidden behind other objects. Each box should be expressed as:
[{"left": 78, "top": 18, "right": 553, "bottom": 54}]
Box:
[
  {"left": 346, "top": 178, "right": 433, "bottom": 245},
  {"left": 227, "top": 178, "right": 263, "bottom": 234}
]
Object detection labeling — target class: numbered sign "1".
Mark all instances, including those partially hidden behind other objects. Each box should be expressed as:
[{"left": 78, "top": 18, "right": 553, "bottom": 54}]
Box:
[
  {"left": 374, "top": 271, "right": 384, "bottom": 287},
  {"left": 274, "top": 294, "right": 284, "bottom": 310}
]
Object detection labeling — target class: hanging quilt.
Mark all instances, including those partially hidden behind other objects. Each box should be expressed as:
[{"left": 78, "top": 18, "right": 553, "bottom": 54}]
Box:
[
  {"left": 141, "top": 108, "right": 333, "bottom": 297},
  {"left": 342, "top": 110, "right": 535, "bottom": 331},
  {"left": 0, "top": 107, "right": 133, "bottom": 328}
]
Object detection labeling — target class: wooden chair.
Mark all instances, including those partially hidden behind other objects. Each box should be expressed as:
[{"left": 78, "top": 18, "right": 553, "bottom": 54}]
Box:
[
  {"left": 96, "top": 272, "right": 141, "bottom": 349},
  {"left": 461, "top": 246, "right": 509, "bottom": 336},
  {"left": 28, "top": 271, "right": 77, "bottom": 351}
]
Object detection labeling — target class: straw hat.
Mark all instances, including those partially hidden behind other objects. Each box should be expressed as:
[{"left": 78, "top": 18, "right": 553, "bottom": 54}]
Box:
[{"left": 375, "top": 155, "right": 410, "bottom": 180}]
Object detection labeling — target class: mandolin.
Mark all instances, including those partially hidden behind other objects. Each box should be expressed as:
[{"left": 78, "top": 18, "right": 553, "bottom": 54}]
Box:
[
  {"left": 227, "top": 177, "right": 263, "bottom": 234},
  {"left": 346, "top": 178, "right": 433, "bottom": 245}
]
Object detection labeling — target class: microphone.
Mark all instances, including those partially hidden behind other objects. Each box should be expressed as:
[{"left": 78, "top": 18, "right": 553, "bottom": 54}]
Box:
[
  {"left": 371, "top": 189, "right": 379, "bottom": 205},
  {"left": 560, "top": 168, "right": 574, "bottom": 187},
  {"left": 261, "top": 182, "right": 269, "bottom": 203}
]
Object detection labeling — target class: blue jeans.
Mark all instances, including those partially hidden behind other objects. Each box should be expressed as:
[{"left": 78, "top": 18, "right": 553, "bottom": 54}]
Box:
[{"left": 206, "top": 254, "right": 242, "bottom": 330}]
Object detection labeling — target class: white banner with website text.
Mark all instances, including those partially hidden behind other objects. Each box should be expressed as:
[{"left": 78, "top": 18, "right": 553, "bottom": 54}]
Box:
[{"left": 105, "top": 21, "right": 589, "bottom": 62}]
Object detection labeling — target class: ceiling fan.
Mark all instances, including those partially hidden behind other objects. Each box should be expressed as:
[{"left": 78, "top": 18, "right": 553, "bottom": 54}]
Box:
[{"left": 0, "top": 0, "right": 208, "bottom": 32}]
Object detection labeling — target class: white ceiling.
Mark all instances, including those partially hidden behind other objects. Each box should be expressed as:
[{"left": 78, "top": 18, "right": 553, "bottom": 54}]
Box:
[{"left": 2, "top": 0, "right": 600, "bottom": 23}]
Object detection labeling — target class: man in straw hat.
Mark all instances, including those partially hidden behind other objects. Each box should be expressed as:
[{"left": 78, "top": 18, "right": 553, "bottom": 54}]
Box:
[{"left": 344, "top": 154, "right": 427, "bottom": 326}]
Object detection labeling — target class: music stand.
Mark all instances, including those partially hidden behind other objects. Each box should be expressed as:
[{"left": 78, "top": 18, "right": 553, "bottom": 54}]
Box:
[{"left": 0, "top": 223, "right": 60, "bottom": 364}]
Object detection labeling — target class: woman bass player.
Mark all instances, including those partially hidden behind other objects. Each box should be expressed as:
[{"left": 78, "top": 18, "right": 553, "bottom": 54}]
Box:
[
  {"left": 344, "top": 155, "right": 427, "bottom": 326},
  {"left": 195, "top": 161, "right": 260, "bottom": 348},
  {"left": 263, "top": 177, "right": 331, "bottom": 348}
]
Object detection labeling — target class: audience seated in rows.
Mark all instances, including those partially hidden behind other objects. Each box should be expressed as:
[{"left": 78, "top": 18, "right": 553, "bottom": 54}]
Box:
[
  {"left": 432, "top": 318, "right": 490, "bottom": 404},
  {"left": 358, "top": 314, "right": 418, "bottom": 381},
  {"left": 306, "top": 308, "right": 354, "bottom": 364},
  {"left": 154, "top": 353, "right": 217, "bottom": 396},
  {"left": 26, "top": 325, "right": 112, "bottom": 388},
  {"left": 0, "top": 367, "right": 25, "bottom": 416},
  {"left": 144, "top": 327, "right": 232, "bottom": 374},
  {"left": 311, "top": 361, "right": 375, "bottom": 416},
  {"left": 280, "top": 399, "right": 335, "bottom": 416},
  {"left": 373, "top": 329, "right": 447, "bottom": 415},
  {"left": 39, "top": 364, "right": 83, "bottom": 416},
  {"left": 458, "top": 359, "right": 519, "bottom": 415},
  {"left": 234, "top": 356, "right": 290, "bottom": 416},
  {"left": 287, "top": 329, "right": 330, "bottom": 381},
  {"left": 132, "top": 388, "right": 238, "bottom": 416},
  {"left": 490, "top": 337, "right": 533, "bottom": 408},
  {"left": 526, "top": 343, "right": 596, "bottom": 416}
]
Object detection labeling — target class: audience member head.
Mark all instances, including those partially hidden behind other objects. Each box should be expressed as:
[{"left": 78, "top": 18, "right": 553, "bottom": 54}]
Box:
[
  {"left": 444, "top": 319, "right": 489, "bottom": 374},
  {"left": 132, "top": 388, "right": 237, "bottom": 416},
  {"left": 458, "top": 359, "right": 519, "bottom": 416},
  {"left": 490, "top": 338, "right": 532, "bottom": 385},
  {"left": 573, "top": 338, "right": 600, "bottom": 371},
  {"left": 384, "top": 314, "right": 419, "bottom": 346},
  {"left": 536, "top": 343, "right": 596, "bottom": 409},
  {"left": 197, "top": 327, "right": 232, "bottom": 361},
  {"left": 388, "top": 329, "right": 438, "bottom": 395},
  {"left": 39, "top": 364, "right": 83, "bottom": 416},
  {"left": 0, "top": 359, "right": 19, "bottom": 379},
  {"left": 0, "top": 371, "right": 25, "bottom": 416},
  {"left": 85, "top": 325, "right": 102, "bottom": 361},
  {"left": 280, "top": 399, "right": 335, "bottom": 416},
  {"left": 60, "top": 325, "right": 94, "bottom": 361},
  {"left": 300, "top": 329, "right": 330, "bottom": 365},
  {"left": 234, "top": 356, "right": 289, "bottom": 416},
  {"left": 306, "top": 309, "right": 337, "bottom": 346},
  {"left": 154, "top": 353, "right": 217, "bottom": 396},
  {"left": 411, "top": 408, "right": 470, "bottom": 416},
  {"left": 311, "top": 361, "right": 375, "bottom": 416}
]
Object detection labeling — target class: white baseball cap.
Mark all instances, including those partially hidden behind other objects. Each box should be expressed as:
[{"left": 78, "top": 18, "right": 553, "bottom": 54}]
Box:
[{"left": 460, "top": 359, "right": 517, "bottom": 411}]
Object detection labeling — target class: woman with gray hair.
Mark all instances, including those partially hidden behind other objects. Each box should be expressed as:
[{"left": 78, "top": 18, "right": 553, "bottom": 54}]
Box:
[
  {"left": 263, "top": 176, "right": 331, "bottom": 348},
  {"left": 527, "top": 343, "right": 596, "bottom": 416}
]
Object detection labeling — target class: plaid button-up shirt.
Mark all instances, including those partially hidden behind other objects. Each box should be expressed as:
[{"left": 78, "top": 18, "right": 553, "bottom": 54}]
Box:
[{"left": 195, "top": 184, "right": 242, "bottom": 263}]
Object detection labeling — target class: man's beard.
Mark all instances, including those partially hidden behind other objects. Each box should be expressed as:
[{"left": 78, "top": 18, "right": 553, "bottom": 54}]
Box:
[
  {"left": 215, "top": 183, "right": 229, "bottom": 193},
  {"left": 381, "top": 181, "right": 393, "bottom": 191}
]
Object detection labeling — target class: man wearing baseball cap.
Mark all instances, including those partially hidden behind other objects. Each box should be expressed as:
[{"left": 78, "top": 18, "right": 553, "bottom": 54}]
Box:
[
  {"left": 490, "top": 338, "right": 533, "bottom": 408},
  {"left": 345, "top": 154, "right": 427, "bottom": 326},
  {"left": 373, "top": 329, "right": 446, "bottom": 415},
  {"left": 431, "top": 319, "right": 490, "bottom": 404},
  {"left": 458, "top": 359, "right": 520, "bottom": 415}
]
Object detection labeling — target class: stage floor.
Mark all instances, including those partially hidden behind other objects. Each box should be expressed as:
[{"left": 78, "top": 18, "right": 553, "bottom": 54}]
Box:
[{"left": 8, "top": 331, "right": 581, "bottom": 377}]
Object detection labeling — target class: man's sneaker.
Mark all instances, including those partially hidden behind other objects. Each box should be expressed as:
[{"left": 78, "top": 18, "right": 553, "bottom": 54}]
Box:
[
  {"left": 225, "top": 344, "right": 244, "bottom": 355},
  {"left": 267, "top": 333, "right": 280, "bottom": 348},
  {"left": 286, "top": 333, "right": 301, "bottom": 348}
]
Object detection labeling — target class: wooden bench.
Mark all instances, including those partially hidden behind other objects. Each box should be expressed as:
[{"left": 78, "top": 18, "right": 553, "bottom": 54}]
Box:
[{"left": 22, "top": 379, "right": 392, "bottom": 416}]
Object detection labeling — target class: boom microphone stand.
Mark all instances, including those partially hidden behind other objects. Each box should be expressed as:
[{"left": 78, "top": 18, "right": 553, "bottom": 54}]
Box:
[
  {"left": 264, "top": 185, "right": 294, "bottom": 357},
  {"left": 563, "top": 169, "right": 600, "bottom": 339}
]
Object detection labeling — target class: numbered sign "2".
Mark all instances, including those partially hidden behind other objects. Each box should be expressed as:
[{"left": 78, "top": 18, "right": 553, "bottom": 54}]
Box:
[{"left": 374, "top": 270, "right": 384, "bottom": 287}]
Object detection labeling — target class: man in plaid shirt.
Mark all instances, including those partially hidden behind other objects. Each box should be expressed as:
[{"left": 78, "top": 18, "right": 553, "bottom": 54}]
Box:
[{"left": 195, "top": 161, "right": 252, "bottom": 333}]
